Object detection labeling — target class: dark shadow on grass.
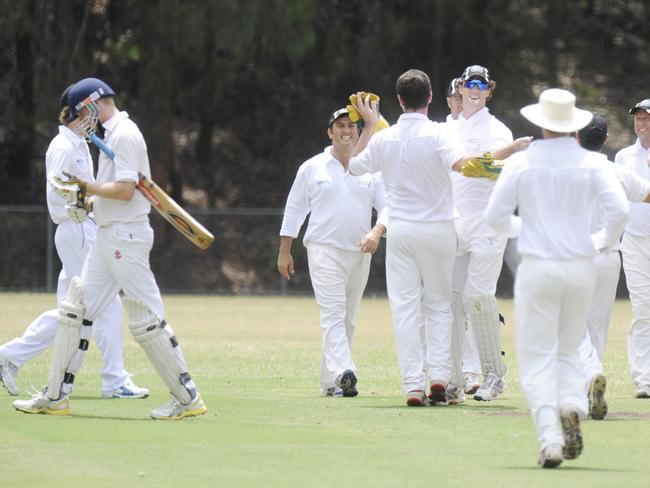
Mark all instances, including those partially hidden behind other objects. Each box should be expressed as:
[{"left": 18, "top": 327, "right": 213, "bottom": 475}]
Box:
[
  {"left": 505, "top": 465, "right": 633, "bottom": 473},
  {"left": 70, "top": 395, "right": 151, "bottom": 401},
  {"left": 359, "top": 403, "right": 520, "bottom": 412}
]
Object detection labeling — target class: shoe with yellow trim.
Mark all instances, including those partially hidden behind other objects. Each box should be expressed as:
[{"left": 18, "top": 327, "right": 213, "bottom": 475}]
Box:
[
  {"left": 13, "top": 388, "right": 70, "bottom": 416},
  {"left": 150, "top": 392, "right": 207, "bottom": 420}
]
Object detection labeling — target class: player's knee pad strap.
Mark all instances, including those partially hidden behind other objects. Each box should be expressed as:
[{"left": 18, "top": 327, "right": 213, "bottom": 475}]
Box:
[
  {"left": 463, "top": 294, "right": 506, "bottom": 378},
  {"left": 450, "top": 292, "right": 466, "bottom": 387},
  {"left": 123, "top": 297, "right": 195, "bottom": 404},
  {"left": 48, "top": 277, "right": 91, "bottom": 399}
]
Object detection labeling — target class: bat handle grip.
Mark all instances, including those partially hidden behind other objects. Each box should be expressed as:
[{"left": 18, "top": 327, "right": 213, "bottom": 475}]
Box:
[{"left": 90, "top": 133, "right": 115, "bottom": 160}]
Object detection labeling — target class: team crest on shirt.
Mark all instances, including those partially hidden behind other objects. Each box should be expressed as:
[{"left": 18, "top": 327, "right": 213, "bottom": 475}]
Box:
[{"left": 114, "top": 250, "right": 122, "bottom": 260}]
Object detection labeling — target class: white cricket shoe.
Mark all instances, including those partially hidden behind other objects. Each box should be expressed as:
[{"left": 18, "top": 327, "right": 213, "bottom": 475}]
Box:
[
  {"left": 463, "top": 372, "right": 481, "bottom": 395},
  {"left": 322, "top": 386, "right": 344, "bottom": 397},
  {"left": 13, "top": 388, "right": 70, "bottom": 416},
  {"left": 474, "top": 372, "right": 503, "bottom": 401},
  {"left": 560, "top": 405, "right": 583, "bottom": 460},
  {"left": 150, "top": 392, "right": 207, "bottom": 420},
  {"left": 103, "top": 381, "right": 150, "bottom": 399},
  {"left": 635, "top": 384, "right": 650, "bottom": 399},
  {"left": 538, "top": 444, "right": 563, "bottom": 468},
  {"left": 588, "top": 374, "right": 607, "bottom": 420},
  {"left": 0, "top": 352, "right": 20, "bottom": 396}
]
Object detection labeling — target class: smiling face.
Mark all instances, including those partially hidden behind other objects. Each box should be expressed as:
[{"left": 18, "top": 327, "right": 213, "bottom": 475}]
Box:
[
  {"left": 328, "top": 115, "right": 359, "bottom": 150},
  {"left": 634, "top": 111, "right": 650, "bottom": 148},
  {"left": 459, "top": 77, "right": 492, "bottom": 115}
]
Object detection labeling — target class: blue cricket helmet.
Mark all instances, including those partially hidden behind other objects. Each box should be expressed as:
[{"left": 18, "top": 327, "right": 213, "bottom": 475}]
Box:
[{"left": 67, "top": 77, "right": 116, "bottom": 119}]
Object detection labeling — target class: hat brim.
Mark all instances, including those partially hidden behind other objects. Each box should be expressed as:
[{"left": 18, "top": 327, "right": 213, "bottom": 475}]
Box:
[
  {"left": 520, "top": 104, "right": 593, "bottom": 133},
  {"left": 630, "top": 107, "right": 650, "bottom": 115}
]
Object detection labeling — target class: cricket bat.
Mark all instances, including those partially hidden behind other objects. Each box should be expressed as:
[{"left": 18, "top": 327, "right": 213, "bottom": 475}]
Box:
[{"left": 90, "top": 133, "right": 214, "bottom": 250}]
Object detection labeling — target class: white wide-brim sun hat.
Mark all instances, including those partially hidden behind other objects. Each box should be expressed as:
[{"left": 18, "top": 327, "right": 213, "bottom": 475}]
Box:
[{"left": 520, "top": 88, "right": 593, "bottom": 133}]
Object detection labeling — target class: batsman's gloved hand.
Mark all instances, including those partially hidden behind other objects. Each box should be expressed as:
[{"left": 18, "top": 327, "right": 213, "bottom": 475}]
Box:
[
  {"left": 49, "top": 175, "right": 86, "bottom": 204},
  {"left": 460, "top": 153, "right": 503, "bottom": 181},
  {"left": 347, "top": 92, "right": 390, "bottom": 134},
  {"left": 65, "top": 202, "right": 88, "bottom": 223}
]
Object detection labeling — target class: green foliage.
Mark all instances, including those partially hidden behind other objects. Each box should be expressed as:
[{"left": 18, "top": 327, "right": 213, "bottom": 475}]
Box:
[{"left": 0, "top": 0, "right": 649, "bottom": 206}]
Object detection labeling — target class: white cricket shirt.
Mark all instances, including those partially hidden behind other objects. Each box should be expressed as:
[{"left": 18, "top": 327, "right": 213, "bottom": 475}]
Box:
[
  {"left": 591, "top": 155, "right": 650, "bottom": 252},
  {"left": 280, "top": 147, "right": 388, "bottom": 251},
  {"left": 45, "top": 126, "right": 95, "bottom": 224},
  {"left": 94, "top": 111, "right": 152, "bottom": 226},
  {"left": 349, "top": 113, "right": 465, "bottom": 223},
  {"left": 485, "top": 137, "right": 629, "bottom": 259},
  {"left": 615, "top": 139, "right": 650, "bottom": 236},
  {"left": 452, "top": 107, "right": 513, "bottom": 215}
]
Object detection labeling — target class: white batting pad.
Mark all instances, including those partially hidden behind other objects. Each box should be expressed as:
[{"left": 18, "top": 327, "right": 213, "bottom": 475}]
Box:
[
  {"left": 123, "top": 296, "right": 195, "bottom": 404},
  {"left": 48, "top": 277, "right": 89, "bottom": 399},
  {"left": 449, "top": 292, "right": 466, "bottom": 388},
  {"left": 464, "top": 294, "right": 506, "bottom": 378}
]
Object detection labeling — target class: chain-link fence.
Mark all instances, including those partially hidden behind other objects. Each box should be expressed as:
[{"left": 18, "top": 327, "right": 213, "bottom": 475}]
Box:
[{"left": 2, "top": 205, "right": 629, "bottom": 298}]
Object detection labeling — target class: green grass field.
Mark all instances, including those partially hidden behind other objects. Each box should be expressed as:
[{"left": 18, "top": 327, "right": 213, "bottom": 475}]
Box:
[{"left": 1, "top": 293, "right": 650, "bottom": 487}]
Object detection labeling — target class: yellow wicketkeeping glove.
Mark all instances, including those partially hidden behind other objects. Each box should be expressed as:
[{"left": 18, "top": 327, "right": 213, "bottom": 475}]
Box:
[
  {"left": 347, "top": 92, "right": 390, "bottom": 134},
  {"left": 460, "top": 153, "right": 504, "bottom": 181}
]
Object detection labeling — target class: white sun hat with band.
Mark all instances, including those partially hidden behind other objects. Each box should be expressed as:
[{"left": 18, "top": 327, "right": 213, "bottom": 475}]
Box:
[{"left": 520, "top": 88, "right": 593, "bottom": 133}]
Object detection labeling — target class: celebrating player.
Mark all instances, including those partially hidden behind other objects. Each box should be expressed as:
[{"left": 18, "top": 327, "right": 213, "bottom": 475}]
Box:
[
  {"left": 576, "top": 114, "right": 650, "bottom": 420},
  {"left": 486, "top": 88, "right": 628, "bottom": 468},
  {"left": 278, "top": 107, "right": 388, "bottom": 397},
  {"left": 616, "top": 99, "right": 650, "bottom": 400},
  {"left": 349, "top": 69, "right": 491, "bottom": 406},
  {"left": 13, "top": 78, "right": 206, "bottom": 420},
  {"left": 0, "top": 85, "right": 148, "bottom": 400}
]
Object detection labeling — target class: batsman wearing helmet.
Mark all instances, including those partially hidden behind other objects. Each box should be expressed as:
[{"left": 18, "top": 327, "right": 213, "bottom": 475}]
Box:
[
  {"left": 1, "top": 85, "right": 148, "bottom": 400},
  {"left": 13, "top": 78, "right": 206, "bottom": 420}
]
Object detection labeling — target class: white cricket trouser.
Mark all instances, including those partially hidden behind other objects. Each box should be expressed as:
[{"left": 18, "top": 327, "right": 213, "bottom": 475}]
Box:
[
  {"left": 621, "top": 233, "right": 650, "bottom": 387},
  {"left": 515, "top": 256, "right": 594, "bottom": 449},
  {"left": 82, "top": 221, "right": 164, "bottom": 321},
  {"left": 307, "top": 243, "right": 371, "bottom": 389},
  {"left": 386, "top": 219, "right": 456, "bottom": 393},
  {"left": 0, "top": 220, "right": 129, "bottom": 392},
  {"left": 578, "top": 250, "right": 621, "bottom": 381}
]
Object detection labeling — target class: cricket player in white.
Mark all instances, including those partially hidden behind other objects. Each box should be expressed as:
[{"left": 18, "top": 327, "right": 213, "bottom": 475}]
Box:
[
  {"left": 13, "top": 78, "right": 206, "bottom": 420},
  {"left": 278, "top": 108, "right": 388, "bottom": 397},
  {"left": 575, "top": 114, "right": 650, "bottom": 420},
  {"left": 485, "top": 89, "right": 628, "bottom": 468},
  {"left": 449, "top": 65, "right": 533, "bottom": 402},
  {"left": 0, "top": 85, "right": 148, "bottom": 400},
  {"left": 349, "top": 69, "right": 485, "bottom": 407},
  {"left": 616, "top": 98, "right": 650, "bottom": 399}
]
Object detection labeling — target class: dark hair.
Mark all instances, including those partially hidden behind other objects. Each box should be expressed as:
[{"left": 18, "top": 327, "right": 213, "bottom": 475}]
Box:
[
  {"left": 396, "top": 69, "right": 431, "bottom": 110},
  {"left": 578, "top": 113, "right": 608, "bottom": 152}
]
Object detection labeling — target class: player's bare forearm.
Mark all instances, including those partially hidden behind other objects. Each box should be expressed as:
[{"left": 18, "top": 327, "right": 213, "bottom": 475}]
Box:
[
  {"left": 63, "top": 171, "right": 135, "bottom": 201},
  {"left": 491, "top": 137, "right": 533, "bottom": 160},
  {"left": 278, "top": 236, "right": 295, "bottom": 280}
]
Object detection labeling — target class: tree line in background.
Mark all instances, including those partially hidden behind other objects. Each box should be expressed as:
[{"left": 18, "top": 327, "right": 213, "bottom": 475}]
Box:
[{"left": 1, "top": 0, "right": 649, "bottom": 210}]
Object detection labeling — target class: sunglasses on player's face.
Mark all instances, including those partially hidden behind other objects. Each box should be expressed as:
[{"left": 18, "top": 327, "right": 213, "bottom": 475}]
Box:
[{"left": 463, "top": 79, "right": 490, "bottom": 90}]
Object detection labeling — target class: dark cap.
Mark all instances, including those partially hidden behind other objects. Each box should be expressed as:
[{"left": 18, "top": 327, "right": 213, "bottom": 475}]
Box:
[
  {"left": 461, "top": 65, "right": 492, "bottom": 83},
  {"left": 328, "top": 108, "right": 350, "bottom": 127},
  {"left": 447, "top": 78, "right": 461, "bottom": 97},
  {"left": 630, "top": 99, "right": 650, "bottom": 115},
  {"left": 59, "top": 84, "right": 74, "bottom": 108},
  {"left": 577, "top": 113, "right": 607, "bottom": 152}
]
